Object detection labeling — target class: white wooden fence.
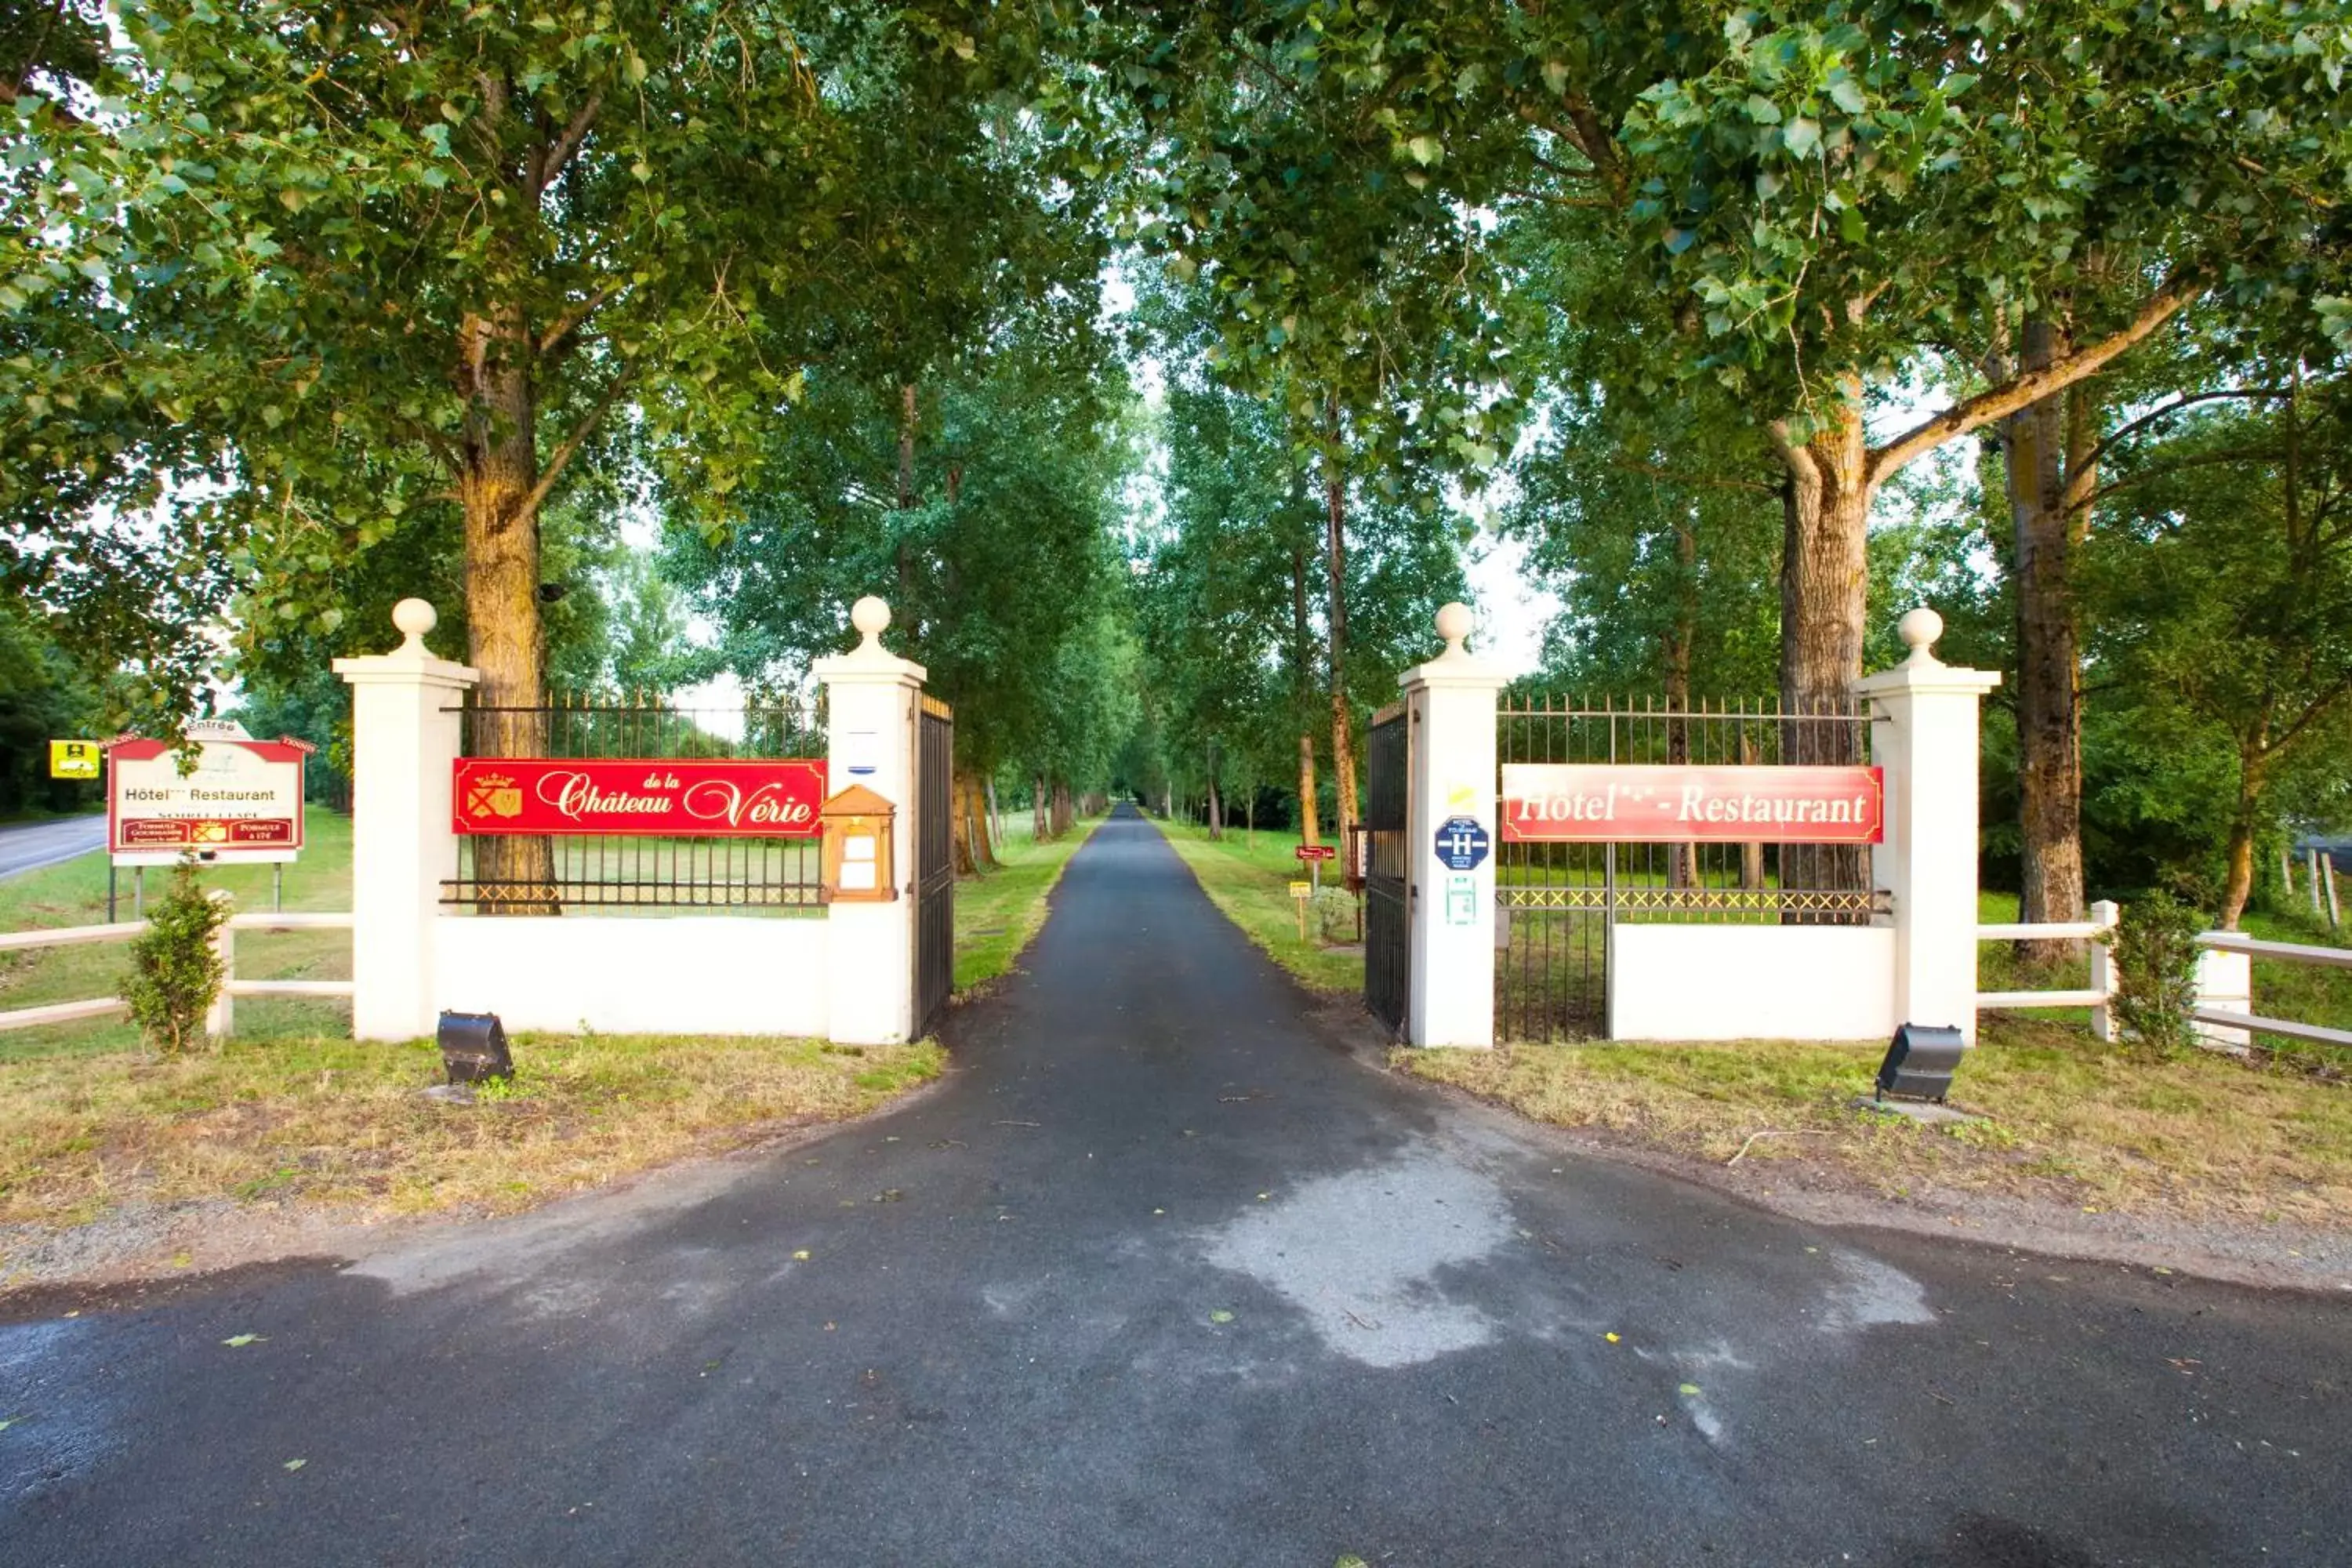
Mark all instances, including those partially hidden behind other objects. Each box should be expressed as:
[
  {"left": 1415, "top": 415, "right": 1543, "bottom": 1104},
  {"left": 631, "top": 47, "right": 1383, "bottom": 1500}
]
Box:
[
  {"left": 0, "top": 906, "right": 354, "bottom": 1036},
  {"left": 1975, "top": 900, "right": 2121, "bottom": 1040},
  {"left": 1971, "top": 899, "right": 2350, "bottom": 1052},
  {"left": 2191, "top": 931, "right": 2352, "bottom": 1051}
]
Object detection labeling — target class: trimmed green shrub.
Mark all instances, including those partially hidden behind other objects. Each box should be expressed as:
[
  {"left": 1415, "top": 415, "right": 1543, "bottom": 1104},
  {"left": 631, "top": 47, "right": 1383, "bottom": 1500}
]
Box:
[
  {"left": 2108, "top": 890, "right": 2205, "bottom": 1057},
  {"left": 122, "top": 857, "right": 230, "bottom": 1053}
]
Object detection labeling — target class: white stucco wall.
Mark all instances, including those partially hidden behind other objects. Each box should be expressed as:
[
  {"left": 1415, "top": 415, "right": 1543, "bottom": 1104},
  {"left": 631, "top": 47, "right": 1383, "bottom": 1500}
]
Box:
[
  {"left": 1608, "top": 924, "right": 1897, "bottom": 1042},
  {"left": 432, "top": 916, "right": 831, "bottom": 1036}
]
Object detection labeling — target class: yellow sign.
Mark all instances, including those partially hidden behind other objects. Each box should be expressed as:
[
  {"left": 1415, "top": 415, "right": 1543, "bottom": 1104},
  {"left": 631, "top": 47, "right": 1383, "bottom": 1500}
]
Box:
[
  {"left": 1289, "top": 880, "right": 1312, "bottom": 898},
  {"left": 49, "top": 740, "right": 100, "bottom": 780}
]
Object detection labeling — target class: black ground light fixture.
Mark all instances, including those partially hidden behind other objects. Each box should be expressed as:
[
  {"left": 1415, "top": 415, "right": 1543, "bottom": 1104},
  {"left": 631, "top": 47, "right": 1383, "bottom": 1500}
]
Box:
[
  {"left": 437, "top": 1011, "right": 513, "bottom": 1086},
  {"left": 1875, "top": 1023, "right": 1966, "bottom": 1102}
]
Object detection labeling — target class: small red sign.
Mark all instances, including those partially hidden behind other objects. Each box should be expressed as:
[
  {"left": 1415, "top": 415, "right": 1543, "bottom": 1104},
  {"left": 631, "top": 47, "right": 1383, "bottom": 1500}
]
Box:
[
  {"left": 452, "top": 758, "right": 827, "bottom": 837},
  {"left": 118, "top": 817, "right": 298, "bottom": 848},
  {"left": 1501, "top": 764, "right": 1883, "bottom": 844},
  {"left": 1294, "top": 844, "right": 1338, "bottom": 862}
]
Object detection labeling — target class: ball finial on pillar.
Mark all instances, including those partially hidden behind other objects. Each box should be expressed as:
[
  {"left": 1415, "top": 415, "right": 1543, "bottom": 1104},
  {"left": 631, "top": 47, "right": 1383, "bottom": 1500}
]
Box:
[
  {"left": 1898, "top": 606, "right": 1945, "bottom": 667},
  {"left": 1435, "top": 601, "right": 1473, "bottom": 659},
  {"left": 391, "top": 597, "right": 437, "bottom": 656},
  {"left": 850, "top": 595, "right": 892, "bottom": 654}
]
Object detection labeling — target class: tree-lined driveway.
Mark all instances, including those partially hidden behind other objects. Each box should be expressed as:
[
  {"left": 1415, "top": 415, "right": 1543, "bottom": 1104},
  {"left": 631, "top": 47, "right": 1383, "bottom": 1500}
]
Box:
[{"left": 3, "top": 806, "right": 2347, "bottom": 1565}]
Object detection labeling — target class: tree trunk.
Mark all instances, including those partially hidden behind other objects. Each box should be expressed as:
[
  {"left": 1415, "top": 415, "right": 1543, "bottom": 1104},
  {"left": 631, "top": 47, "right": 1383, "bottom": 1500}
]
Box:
[
  {"left": 895, "top": 381, "right": 918, "bottom": 611},
  {"left": 1291, "top": 545, "right": 1321, "bottom": 848},
  {"left": 971, "top": 773, "right": 996, "bottom": 869},
  {"left": 1737, "top": 728, "right": 1765, "bottom": 891},
  {"left": 1321, "top": 401, "right": 1359, "bottom": 838},
  {"left": 2004, "top": 316, "right": 2090, "bottom": 964},
  {"left": 1296, "top": 732, "right": 1319, "bottom": 848},
  {"left": 459, "top": 310, "right": 558, "bottom": 913},
  {"left": 1666, "top": 509, "right": 1697, "bottom": 891},
  {"left": 986, "top": 778, "right": 1002, "bottom": 849},
  {"left": 1773, "top": 383, "right": 1872, "bottom": 911},
  {"left": 2219, "top": 747, "right": 2269, "bottom": 930},
  {"left": 1033, "top": 773, "right": 1049, "bottom": 842},
  {"left": 1207, "top": 774, "right": 1223, "bottom": 840},
  {"left": 950, "top": 768, "right": 994, "bottom": 876},
  {"left": 1051, "top": 780, "right": 1073, "bottom": 838}
]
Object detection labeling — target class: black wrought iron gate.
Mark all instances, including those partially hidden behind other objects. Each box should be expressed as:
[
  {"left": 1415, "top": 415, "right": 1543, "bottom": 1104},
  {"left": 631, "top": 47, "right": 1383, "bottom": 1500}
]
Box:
[
  {"left": 1363, "top": 702, "right": 1410, "bottom": 1032},
  {"left": 915, "top": 696, "right": 954, "bottom": 1036}
]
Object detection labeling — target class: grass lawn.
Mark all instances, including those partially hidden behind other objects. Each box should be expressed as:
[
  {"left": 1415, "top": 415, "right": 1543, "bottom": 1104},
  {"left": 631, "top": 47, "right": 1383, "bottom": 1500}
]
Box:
[
  {"left": 1413, "top": 897, "right": 2348, "bottom": 1223},
  {"left": 1149, "top": 817, "right": 1365, "bottom": 995},
  {"left": 1142, "top": 830, "right": 2348, "bottom": 1223},
  {"left": 0, "top": 805, "right": 1095, "bottom": 1252},
  {"left": 1399, "top": 1015, "right": 2350, "bottom": 1223},
  {"left": 953, "top": 811, "right": 1105, "bottom": 990},
  {"left": 0, "top": 1030, "right": 940, "bottom": 1231}
]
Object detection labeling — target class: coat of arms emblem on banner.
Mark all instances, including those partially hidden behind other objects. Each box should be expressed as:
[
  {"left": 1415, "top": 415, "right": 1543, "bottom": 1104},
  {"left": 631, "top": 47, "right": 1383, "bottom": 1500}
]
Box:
[{"left": 465, "top": 773, "right": 524, "bottom": 821}]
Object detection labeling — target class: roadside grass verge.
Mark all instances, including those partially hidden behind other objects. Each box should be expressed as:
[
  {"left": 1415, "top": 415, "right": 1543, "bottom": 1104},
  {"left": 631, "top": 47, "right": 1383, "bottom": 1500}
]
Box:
[
  {"left": 954, "top": 811, "right": 1105, "bottom": 990},
  {"left": 1149, "top": 816, "right": 1364, "bottom": 995},
  {"left": 1399, "top": 1014, "right": 2350, "bottom": 1223},
  {"left": 0, "top": 803, "right": 1102, "bottom": 1247},
  {"left": 0, "top": 1030, "right": 942, "bottom": 1235}
]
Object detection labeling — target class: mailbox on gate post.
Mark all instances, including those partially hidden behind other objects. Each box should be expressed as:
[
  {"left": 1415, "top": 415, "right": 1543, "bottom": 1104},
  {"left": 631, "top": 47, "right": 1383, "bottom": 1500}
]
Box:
[{"left": 821, "top": 784, "right": 898, "bottom": 903}]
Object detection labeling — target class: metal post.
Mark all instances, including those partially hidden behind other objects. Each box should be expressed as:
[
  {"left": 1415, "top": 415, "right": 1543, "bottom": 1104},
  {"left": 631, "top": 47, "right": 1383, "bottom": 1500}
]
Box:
[
  {"left": 108, "top": 863, "right": 117, "bottom": 924},
  {"left": 274, "top": 862, "right": 285, "bottom": 913},
  {"left": 133, "top": 866, "right": 145, "bottom": 920},
  {"left": 2325, "top": 853, "right": 2343, "bottom": 928}
]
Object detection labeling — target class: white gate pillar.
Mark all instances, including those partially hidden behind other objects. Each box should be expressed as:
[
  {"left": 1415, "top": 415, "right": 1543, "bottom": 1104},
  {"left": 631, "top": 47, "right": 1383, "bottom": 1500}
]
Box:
[
  {"left": 1401, "top": 604, "right": 1508, "bottom": 1048},
  {"left": 333, "top": 600, "right": 477, "bottom": 1041},
  {"left": 1853, "top": 609, "right": 2001, "bottom": 1044},
  {"left": 814, "top": 597, "right": 927, "bottom": 1046}
]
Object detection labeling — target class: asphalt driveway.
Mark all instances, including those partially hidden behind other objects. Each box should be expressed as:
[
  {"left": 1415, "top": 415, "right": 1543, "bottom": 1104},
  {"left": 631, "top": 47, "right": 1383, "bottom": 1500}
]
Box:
[
  {"left": 0, "top": 816, "right": 104, "bottom": 880},
  {"left": 2, "top": 806, "right": 2347, "bottom": 1566}
]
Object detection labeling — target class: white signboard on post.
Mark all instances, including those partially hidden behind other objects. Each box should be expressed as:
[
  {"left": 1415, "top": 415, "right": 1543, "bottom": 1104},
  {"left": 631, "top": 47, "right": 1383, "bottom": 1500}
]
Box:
[{"left": 108, "top": 728, "right": 308, "bottom": 866}]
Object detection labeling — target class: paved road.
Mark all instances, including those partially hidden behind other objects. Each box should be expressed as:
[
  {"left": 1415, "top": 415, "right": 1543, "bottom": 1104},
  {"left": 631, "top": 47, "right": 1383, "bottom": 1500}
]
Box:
[
  {"left": 3, "top": 808, "right": 2347, "bottom": 1566},
  {"left": 0, "top": 816, "right": 104, "bottom": 880}
]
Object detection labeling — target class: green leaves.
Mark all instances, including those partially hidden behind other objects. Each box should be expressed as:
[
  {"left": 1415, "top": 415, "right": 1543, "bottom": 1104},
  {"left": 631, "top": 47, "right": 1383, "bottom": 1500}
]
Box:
[{"left": 122, "top": 858, "right": 230, "bottom": 1054}]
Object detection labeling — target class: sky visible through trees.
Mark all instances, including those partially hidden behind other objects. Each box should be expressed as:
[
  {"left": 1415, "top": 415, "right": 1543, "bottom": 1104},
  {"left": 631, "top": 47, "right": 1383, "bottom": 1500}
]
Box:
[{"left": 4, "top": 1, "right": 2348, "bottom": 920}]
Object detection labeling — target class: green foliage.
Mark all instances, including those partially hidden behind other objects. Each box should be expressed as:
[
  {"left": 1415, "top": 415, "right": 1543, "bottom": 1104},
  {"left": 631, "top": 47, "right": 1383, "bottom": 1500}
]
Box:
[
  {"left": 1134, "top": 318, "right": 1469, "bottom": 822},
  {"left": 122, "top": 858, "right": 230, "bottom": 1054},
  {"left": 663, "top": 313, "right": 1134, "bottom": 786},
  {"left": 2076, "top": 354, "right": 2352, "bottom": 907},
  {"left": 0, "top": 596, "right": 105, "bottom": 817},
  {"left": 2108, "top": 890, "right": 2206, "bottom": 1058},
  {"left": 6, "top": 0, "right": 1054, "bottom": 715}
]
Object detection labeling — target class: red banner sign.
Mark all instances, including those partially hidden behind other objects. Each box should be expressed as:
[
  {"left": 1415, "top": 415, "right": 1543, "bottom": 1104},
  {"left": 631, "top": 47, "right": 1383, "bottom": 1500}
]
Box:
[
  {"left": 1501, "top": 764, "right": 1883, "bottom": 844},
  {"left": 1294, "top": 844, "right": 1338, "bottom": 861},
  {"left": 452, "top": 759, "right": 826, "bottom": 837}
]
